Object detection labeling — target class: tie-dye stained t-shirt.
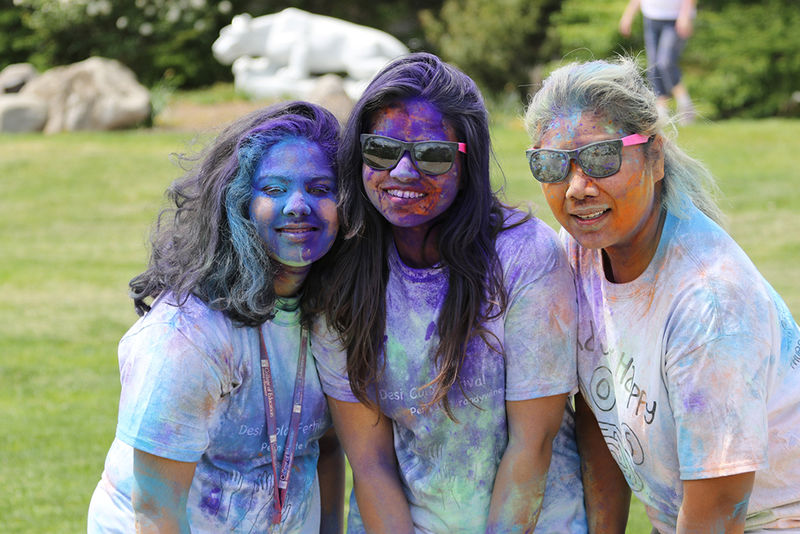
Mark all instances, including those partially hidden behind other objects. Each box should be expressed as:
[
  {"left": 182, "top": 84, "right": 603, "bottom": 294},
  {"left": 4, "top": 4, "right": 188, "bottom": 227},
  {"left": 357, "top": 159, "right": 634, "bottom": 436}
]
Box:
[
  {"left": 88, "top": 293, "right": 331, "bottom": 534},
  {"left": 313, "top": 212, "right": 586, "bottom": 533},
  {"left": 565, "top": 201, "right": 800, "bottom": 533}
]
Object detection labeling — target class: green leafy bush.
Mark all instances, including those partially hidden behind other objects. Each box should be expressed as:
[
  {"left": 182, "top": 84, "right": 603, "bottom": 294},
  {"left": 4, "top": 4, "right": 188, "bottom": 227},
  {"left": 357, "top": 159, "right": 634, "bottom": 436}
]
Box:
[
  {"left": 685, "top": 0, "right": 800, "bottom": 118},
  {"left": 0, "top": 2, "right": 36, "bottom": 67},
  {"left": 421, "top": 0, "right": 562, "bottom": 97},
  {"left": 10, "top": 0, "right": 242, "bottom": 88},
  {"left": 546, "top": 0, "right": 632, "bottom": 64}
]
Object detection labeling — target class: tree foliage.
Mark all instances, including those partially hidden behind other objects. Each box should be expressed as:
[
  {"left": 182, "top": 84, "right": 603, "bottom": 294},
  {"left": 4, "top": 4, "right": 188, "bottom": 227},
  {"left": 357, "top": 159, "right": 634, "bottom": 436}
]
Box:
[
  {"left": 421, "top": 0, "right": 562, "bottom": 97},
  {"left": 11, "top": 0, "right": 244, "bottom": 88},
  {"left": 685, "top": 0, "right": 800, "bottom": 118}
]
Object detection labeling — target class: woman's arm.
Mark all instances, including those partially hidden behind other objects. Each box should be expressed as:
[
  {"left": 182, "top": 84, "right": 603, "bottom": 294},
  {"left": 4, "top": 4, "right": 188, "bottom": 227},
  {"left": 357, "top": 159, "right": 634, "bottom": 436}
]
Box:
[
  {"left": 486, "top": 393, "right": 568, "bottom": 533},
  {"left": 327, "top": 397, "right": 414, "bottom": 534},
  {"left": 317, "top": 426, "right": 345, "bottom": 534},
  {"left": 575, "top": 393, "right": 630, "bottom": 534},
  {"left": 619, "top": 0, "right": 642, "bottom": 36},
  {"left": 132, "top": 449, "right": 197, "bottom": 534},
  {"left": 676, "top": 0, "right": 696, "bottom": 38},
  {"left": 677, "top": 472, "right": 754, "bottom": 534}
]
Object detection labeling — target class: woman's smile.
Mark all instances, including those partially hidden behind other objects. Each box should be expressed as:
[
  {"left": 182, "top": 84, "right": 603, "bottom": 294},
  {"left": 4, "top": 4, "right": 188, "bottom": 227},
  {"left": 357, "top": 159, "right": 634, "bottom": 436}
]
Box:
[
  {"left": 384, "top": 187, "right": 426, "bottom": 200},
  {"left": 571, "top": 207, "right": 610, "bottom": 223}
]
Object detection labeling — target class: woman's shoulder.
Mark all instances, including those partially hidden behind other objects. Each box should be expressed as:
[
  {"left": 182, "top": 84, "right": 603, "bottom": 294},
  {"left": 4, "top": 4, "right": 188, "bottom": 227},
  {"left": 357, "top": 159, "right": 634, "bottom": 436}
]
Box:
[
  {"left": 659, "top": 208, "right": 780, "bottom": 335},
  {"left": 494, "top": 207, "right": 569, "bottom": 283},
  {"left": 496, "top": 207, "right": 564, "bottom": 259},
  {"left": 122, "top": 292, "right": 235, "bottom": 351},
  {"left": 667, "top": 207, "right": 762, "bottom": 288}
]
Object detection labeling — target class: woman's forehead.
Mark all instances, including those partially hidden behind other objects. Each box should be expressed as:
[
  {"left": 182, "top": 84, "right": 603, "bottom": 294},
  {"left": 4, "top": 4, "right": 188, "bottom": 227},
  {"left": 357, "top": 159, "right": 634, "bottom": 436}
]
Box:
[
  {"left": 367, "top": 98, "right": 455, "bottom": 139},
  {"left": 541, "top": 110, "right": 623, "bottom": 139}
]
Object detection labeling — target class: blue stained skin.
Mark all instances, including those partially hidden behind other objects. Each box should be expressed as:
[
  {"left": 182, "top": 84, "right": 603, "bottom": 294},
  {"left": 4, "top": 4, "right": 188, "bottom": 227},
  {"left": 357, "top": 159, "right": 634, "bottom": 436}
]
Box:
[
  {"left": 731, "top": 492, "right": 750, "bottom": 519},
  {"left": 703, "top": 495, "right": 751, "bottom": 534},
  {"left": 249, "top": 137, "right": 339, "bottom": 271}
]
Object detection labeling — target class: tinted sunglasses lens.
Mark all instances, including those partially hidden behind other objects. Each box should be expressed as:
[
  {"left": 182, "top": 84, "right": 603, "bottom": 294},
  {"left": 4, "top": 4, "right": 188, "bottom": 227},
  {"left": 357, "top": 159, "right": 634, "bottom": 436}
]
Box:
[
  {"left": 529, "top": 150, "right": 569, "bottom": 183},
  {"left": 362, "top": 136, "right": 402, "bottom": 170},
  {"left": 413, "top": 142, "right": 455, "bottom": 175},
  {"left": 578, "top": 141, "right": 622, "bottom": 178}
]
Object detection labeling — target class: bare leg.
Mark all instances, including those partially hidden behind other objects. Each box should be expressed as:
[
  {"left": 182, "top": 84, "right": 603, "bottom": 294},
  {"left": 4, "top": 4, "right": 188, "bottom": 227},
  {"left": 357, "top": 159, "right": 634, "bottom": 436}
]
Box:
[
  {"left": 672, "top": 83, "right": 695, "bottom": 124},
  {"left": 656, "top": 96, "right": 670, "bottom": 121}
]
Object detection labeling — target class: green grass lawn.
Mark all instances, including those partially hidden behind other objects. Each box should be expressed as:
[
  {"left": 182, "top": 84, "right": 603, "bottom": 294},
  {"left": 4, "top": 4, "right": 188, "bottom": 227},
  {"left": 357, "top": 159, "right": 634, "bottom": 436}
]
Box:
[{"left": 1, "top": 112, "right": 798, "bottom": 532}]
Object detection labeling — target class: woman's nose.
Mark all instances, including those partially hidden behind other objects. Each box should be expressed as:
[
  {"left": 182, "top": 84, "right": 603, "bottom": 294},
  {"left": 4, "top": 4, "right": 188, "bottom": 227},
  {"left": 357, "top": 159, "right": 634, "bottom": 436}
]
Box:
[
  {"left": 564, "top": 161, "right": 599, "bottom": 200},
  {"left": 283, "top": 190, "right": 311, "bottom": 216},
  {"left": 389, "top": 151, "right": 422, "bottom": 181}
]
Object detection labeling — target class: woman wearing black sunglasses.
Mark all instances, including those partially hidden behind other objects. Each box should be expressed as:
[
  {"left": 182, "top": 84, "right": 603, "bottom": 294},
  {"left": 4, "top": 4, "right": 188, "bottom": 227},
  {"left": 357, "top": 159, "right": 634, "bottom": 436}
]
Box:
[
  {"left": 524, "top": 57, "right": 800, "bottom": 532},
  {"left": 311, "top": 52, "right": 587, "bottom": 532}
]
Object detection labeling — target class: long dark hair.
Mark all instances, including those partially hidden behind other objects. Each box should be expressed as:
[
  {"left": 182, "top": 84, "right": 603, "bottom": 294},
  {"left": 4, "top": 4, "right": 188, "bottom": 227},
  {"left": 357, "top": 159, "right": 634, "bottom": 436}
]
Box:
[
  {"left": 130, "top": 101, "right": 340, "bottom": 326},
  {"left": 320, "top": 52, "right": 512, "bottom": 418}
]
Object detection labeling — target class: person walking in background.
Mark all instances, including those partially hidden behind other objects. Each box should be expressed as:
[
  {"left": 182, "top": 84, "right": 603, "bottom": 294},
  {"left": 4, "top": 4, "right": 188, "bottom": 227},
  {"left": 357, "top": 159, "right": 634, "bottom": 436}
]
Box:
[
  {"left": 87, "top": 102, "right": 344, "bottom": 533},
  {"left": 524, "top": 57, "right": 800, "bottom": 532},
  {"left": 312, "top": 52, "right": 587, "bottom": 533},
  {"left": 620, "top": 0, "right": 697, "bottom": 124}
]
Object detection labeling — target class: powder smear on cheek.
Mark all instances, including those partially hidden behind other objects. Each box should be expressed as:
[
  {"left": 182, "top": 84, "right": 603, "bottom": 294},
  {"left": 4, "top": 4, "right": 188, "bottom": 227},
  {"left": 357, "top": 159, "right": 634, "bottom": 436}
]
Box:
[{"left": 612, "top": 154, "right": 651, "bottom": 223}]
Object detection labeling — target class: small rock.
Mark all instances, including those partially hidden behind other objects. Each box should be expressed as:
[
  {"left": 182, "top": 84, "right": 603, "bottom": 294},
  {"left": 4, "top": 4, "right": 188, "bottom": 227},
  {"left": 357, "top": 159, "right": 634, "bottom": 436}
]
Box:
[
  {"left": 0, "top": 94, "right": 47, "bottom": 133},
  {"left": 0, "top": 63, "right": 38, "bottom": 93}
]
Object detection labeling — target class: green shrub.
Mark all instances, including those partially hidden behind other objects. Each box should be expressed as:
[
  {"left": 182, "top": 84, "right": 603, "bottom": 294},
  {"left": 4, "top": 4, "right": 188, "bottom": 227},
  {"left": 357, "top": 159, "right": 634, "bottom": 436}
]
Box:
[
  {"left": 685, "top": 0, "right": 800, "bottom": 118},
  {"left": 0, "top": 1, "right": 36, "bottom": 67},
  {"left": 422, "top": 0, "right": 798, "bottom": 118},
  {"left": 546, "top": 0, "right": 632, "bottom": 64},
  {"left": 10, "top": 0, "right": 243, "bottom": 88},
  {"left": 538, "top": 0, "right": 639, "bottom": 92},
  {"left": 421, "top": 0, "right": 562, "bottom": 98}
]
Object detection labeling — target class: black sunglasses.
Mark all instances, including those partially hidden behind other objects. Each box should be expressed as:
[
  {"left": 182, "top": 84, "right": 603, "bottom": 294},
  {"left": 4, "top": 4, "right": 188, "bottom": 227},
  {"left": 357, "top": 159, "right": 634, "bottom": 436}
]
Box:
[
  {"left": 526, "top": 133, "right": 652, "bottom": 184},
  {"left": 361, "top": 134, "right": 467, "bottom": 176}
]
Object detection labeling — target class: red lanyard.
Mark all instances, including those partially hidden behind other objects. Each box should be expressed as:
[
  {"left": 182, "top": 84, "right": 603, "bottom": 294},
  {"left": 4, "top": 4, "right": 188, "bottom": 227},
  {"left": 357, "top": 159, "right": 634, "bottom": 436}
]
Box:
[{"left": 258, "top": 326, "right": 308, "bottom": 526}]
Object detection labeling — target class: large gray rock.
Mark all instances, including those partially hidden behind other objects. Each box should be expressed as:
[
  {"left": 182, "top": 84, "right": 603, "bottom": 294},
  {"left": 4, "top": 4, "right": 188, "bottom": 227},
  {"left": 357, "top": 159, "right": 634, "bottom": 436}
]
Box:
[
  {"left": 0, "top": 94, "right": 47, "bottom": 132},
  {"left": 0, "top": 63, "right": 38, "bottom": 93},
  {"left": 20, "top": 57, "right": 150, "bottom": 134}
]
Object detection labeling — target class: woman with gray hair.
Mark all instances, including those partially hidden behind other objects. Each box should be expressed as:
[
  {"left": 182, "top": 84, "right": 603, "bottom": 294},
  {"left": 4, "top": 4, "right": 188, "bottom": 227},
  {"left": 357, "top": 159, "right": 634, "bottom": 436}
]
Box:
[{"left": 524, "top": 57, "right": 800, "bottom": 533}]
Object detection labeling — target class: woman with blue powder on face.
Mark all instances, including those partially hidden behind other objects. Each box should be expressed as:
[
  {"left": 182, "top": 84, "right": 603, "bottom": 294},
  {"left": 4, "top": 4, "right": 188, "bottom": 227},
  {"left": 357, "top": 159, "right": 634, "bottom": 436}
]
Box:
[
  {"left": 311, "top": 52, "right": 587, "bottom": 533},
  {"left": 87, "top": 102, "right": 345, "bottom": 533},
  {"left": 524, "top": 57, "right": 800, "bottom": 532}
]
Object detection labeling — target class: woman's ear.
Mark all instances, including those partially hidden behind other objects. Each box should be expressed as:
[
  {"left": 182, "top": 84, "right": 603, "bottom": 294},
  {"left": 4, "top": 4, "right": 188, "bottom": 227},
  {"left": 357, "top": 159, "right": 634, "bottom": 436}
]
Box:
[{"left": 648, "top": 135, "right": 666, "bottom": 183}]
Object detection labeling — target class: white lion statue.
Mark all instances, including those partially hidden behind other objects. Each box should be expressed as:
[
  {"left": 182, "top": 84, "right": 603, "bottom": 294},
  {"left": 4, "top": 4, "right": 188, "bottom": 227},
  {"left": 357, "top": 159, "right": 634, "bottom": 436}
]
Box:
[{"left": 212, "top": 8, "right": 409, "bottom": 100}]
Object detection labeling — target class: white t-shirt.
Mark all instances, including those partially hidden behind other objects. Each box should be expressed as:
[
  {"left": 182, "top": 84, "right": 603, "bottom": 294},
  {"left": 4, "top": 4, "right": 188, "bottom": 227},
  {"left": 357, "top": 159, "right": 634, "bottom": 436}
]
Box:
[
  {"left": 313, "top": 211, "right": 586, "bottom": 533},
  {"left": 641, "top": 0, "right": 695, "bottom": 21},
  {"left": 565, "top": 201, "right": 800, "bottom": 533},
  {"left": 88, "top": 294, "right": 331, "bottom": 533}
]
